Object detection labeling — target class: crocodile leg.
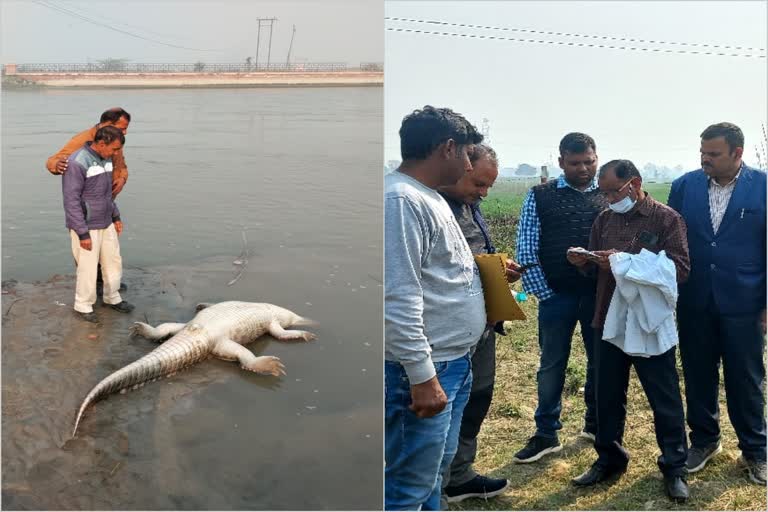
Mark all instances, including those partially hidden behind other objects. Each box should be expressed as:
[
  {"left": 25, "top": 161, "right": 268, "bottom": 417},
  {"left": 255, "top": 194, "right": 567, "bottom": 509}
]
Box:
[
  {"left": 212, "top": 338, "right": 286, "bottom": 376},
  {"left": 268, "top": 320, "right": 317, "bottom": 342},
  {"left": 130, "top": 322, "right": 187, "bottom": 342}
]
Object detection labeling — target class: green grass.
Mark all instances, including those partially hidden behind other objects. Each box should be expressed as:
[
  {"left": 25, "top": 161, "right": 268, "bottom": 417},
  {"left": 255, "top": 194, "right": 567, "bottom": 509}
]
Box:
[
  {"left": 461, "top": 181, "right": 766, "bottom": 511},
  {"left": 645, "top": 182, "right": 673, "bottom": 203}
]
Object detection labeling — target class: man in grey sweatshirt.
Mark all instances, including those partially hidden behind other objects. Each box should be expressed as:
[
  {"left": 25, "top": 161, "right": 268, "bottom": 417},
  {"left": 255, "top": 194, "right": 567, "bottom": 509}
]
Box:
[{"left": 385, "top": 106, "right": 485, "bottom": 511}]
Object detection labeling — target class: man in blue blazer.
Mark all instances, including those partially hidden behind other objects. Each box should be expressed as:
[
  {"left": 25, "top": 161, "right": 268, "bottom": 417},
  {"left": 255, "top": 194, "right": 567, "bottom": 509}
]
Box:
[{"left": 668, "top": 122, "right": 766, "bottom": 485}]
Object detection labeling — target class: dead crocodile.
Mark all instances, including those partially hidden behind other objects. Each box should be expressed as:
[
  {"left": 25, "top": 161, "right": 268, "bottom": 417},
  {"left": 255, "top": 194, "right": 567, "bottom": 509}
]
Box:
[{"left": 72, "top": 301, "right": 316, "bottom": 437}]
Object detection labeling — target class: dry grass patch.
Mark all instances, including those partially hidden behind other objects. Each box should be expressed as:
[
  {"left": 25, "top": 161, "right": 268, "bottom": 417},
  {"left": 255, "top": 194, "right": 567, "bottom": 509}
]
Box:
[{"left": 450, "top": 297, "right": 766, "bottom": 511}]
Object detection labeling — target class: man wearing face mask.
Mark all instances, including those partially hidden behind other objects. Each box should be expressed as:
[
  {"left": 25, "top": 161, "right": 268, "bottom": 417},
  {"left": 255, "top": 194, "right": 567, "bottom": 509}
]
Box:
[
  {"left": 668, "top": 123, "right": 766, "bottom": 485},
  {"left": 568, "top": 160, "right": 690, "bottom": 502},
  {"left": 438, "top": 144, "right": 521, "bottom": 503},
  {"left": 513, "top": 133, "right": 607, "bottom": 463}
]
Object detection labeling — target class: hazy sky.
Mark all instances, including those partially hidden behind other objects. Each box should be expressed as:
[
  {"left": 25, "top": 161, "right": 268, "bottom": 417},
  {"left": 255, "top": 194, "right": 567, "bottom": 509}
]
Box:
[
  {"left": 385, "top": 1, "right": 767, "bottom": 170},
  {"left": 1, "top": 0, "right": 382, "bottom": 65}
]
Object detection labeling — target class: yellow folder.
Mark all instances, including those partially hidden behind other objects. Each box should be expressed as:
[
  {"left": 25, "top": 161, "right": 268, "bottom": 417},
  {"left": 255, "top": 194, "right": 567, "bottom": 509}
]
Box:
[{"left": 474, "top": 253, "right": 527, "bottom": 323}]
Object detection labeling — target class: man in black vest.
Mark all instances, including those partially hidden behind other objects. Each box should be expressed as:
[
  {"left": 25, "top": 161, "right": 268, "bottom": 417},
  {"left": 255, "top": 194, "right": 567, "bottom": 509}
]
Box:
[
  {"left": 438, "top": 144, "right": 522, "bottom": 503},
  {"left": 513, "top": 133, "right": 608, "bottom": 462}
]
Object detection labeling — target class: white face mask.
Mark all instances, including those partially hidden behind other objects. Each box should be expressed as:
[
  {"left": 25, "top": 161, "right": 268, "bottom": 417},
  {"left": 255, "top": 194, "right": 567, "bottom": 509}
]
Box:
[
  {"left": 608, "top": 183, "right": 636, "bottom": 214},
  {"left": 609, "top": 196, "right": 636, "bottom": 213}
]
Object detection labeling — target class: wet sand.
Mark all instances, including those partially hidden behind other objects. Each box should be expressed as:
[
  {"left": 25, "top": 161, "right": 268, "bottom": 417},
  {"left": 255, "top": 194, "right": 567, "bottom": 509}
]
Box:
[{"left": 1, "top": 259, "right": 383, "bottom": 510}]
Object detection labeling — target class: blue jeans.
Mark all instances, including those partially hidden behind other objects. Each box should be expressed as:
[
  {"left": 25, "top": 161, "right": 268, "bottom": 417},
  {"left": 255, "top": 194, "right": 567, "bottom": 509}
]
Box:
[
  {"left": 385, "top": 354, "right": 472, "bottom": 511},
  {"left": 535, "top": 291, "right": 597, "bottom": 438}
]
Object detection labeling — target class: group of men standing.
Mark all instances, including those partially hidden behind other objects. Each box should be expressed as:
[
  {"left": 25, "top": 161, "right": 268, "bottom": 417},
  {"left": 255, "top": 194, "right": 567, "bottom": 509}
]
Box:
[
  {"left": 384, "top": 106, "right": 766, "bottom": 510},
  {"left": 46, "top": 108, "right": 135, "bottom": 323}
]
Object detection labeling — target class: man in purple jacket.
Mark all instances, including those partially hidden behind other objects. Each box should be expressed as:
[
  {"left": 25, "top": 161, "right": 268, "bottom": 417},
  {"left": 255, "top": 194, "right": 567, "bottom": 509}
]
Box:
[{"left": 63, "top": 125, "right": 134, "bottom": 323}]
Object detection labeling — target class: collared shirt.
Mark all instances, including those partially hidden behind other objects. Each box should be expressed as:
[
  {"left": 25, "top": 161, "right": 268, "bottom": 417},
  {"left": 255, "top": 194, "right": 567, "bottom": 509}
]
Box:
[
  {"left": 588, "top": 193, "right": 690, "bottom": 328},
  {"left": 708, "top": 163, "right": 743, "bottom": 234},
  {"left": 443, "top": 194, "right": 505, "bottom": 335},
  {"left": 516, "top": 174, "right": 599, "bottom": 301},
  {"left": 441, "top": 194, "right": 496, "bottom": 255}
]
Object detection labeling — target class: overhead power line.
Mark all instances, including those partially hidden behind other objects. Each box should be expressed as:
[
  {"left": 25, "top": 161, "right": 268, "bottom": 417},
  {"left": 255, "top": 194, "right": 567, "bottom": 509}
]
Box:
[
  {"left": 386, "top": 26, "right": 766, "bottom": 59},
  {"left": 386, "top": 17, "right": 766, "bottom": 54},
  {"left": 59, "top": 0, "right": 198, "bottom": 42},
  {"left": 33, "top": 0, "right": 222, "bottom": 52}
]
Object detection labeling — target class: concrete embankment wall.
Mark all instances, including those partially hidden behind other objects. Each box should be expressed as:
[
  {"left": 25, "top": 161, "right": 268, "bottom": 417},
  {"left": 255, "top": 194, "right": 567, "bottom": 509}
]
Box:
[{"left": 3, "top": 71, "right": 383, "bottom": 88}]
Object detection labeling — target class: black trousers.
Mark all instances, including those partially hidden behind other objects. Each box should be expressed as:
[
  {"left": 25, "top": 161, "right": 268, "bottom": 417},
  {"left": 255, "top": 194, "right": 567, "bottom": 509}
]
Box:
[
  {"left": 594, "top": 334, "right": 688, "bottom": 477},
  {"left": 446, "top": 327, "right": 496, "bottom": 487},
  {"left": 678, "top": 298, "right": 767, "bottom": 462}
]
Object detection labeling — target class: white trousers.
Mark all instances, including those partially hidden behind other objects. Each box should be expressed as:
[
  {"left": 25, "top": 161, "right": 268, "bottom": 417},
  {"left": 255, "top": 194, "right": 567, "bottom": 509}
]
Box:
[{"left": 70, "top": 224, "right": 122, "bottom": 313}]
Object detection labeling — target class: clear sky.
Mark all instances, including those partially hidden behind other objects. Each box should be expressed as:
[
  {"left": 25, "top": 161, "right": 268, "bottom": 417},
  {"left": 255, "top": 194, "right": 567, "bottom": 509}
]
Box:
[
  {"left": 1, "top": 0, "right": 383, "bottom": 65},
  {"left": 385, "top": 1, "right": 767, "bottom": 171}
]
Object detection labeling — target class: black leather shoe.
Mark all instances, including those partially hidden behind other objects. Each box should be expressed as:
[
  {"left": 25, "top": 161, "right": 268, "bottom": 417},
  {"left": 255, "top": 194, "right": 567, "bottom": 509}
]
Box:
[
  {"left": 572, "top": 463, "right": 625, "bottom": 487},
  {"left": 664, "top": 475, "right": 689, "bottom": 502},
  {"left": 105, "top": 301, "right": 135, "bottom": 313},
  {"left": 76, "top": 311, "right": 100, "bottom": 324}
]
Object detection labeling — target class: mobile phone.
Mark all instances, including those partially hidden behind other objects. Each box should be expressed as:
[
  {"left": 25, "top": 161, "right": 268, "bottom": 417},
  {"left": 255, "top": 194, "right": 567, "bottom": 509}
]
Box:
[
  {"left": 568, "top": 247, "right": 603, "bottom": 263},
  {"left": 636, "top": 230, "right": 659, "bottom": 247}
]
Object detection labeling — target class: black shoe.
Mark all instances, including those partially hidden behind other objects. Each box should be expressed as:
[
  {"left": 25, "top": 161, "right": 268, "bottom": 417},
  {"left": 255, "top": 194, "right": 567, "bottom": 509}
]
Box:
[
  {"left": 444, "top": 475, "right": 509, "bottom": 503},
  {"left": 571, "top": 463, "right": 625, "bottom": 487},
  {"left": 686, "top": 442, "right": 722, "bottom": 473},
  {"left": 664, "top": 475, "right": 689, "bottom": 502},
  {"left": 513, "top": 435, "right": 562, "bottom": 463},
  {"left": 744, "top": 457, "right": 767, "bottom": 485},
  {"left": 105, "top": 301, "right": 134, "bottom": 313},
  {"left": 76, "top": 311, "right": 100, "bottom": 324}
]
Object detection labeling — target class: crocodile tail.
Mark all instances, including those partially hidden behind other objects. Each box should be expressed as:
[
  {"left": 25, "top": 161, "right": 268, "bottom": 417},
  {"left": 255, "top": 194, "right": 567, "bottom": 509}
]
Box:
[
  {"left": 72, "top": 369, "right": 130, "bottom": 437},
  {"left": 71, "top": 334, "right": 210, "bottom": 437}
]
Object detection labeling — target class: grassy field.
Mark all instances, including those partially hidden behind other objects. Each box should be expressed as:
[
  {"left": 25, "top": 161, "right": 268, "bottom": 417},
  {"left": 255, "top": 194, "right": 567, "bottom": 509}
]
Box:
[{"left": 462, "top": 180, "right": 767, "bottom": 511}]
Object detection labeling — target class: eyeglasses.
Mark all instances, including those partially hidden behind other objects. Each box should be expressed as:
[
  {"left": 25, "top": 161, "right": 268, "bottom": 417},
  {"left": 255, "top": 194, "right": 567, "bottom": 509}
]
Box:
[{"left": 599, "top": 179, "right": 633, "bottom": 200}]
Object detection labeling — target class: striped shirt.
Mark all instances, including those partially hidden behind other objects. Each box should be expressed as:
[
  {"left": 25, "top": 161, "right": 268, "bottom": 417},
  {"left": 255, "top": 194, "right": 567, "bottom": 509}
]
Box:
[
  {"left": 516, "top": 174, "right": 599, "bottom": 301},
  {"left": 708, "top": 164, "right": 743, "bottom": 234}
]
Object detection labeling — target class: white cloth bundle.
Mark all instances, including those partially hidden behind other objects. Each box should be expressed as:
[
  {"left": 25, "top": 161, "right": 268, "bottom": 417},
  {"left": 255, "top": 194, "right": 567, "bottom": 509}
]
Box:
[{"left": 603, "top": 249, "right": 679, "bottom": 357}]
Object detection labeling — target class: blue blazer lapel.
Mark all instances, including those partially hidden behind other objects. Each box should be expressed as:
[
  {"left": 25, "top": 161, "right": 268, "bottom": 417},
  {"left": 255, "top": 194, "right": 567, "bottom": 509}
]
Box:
[
  {"left": 693, "top": 170, "right": 715, "bottom": 238},
  {"left": 717, "top": 166, "right": 753, "bottom": 236}
]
